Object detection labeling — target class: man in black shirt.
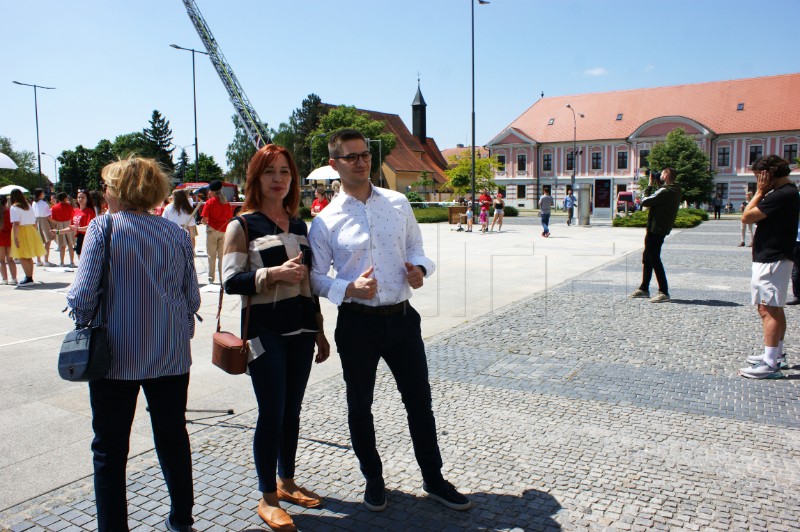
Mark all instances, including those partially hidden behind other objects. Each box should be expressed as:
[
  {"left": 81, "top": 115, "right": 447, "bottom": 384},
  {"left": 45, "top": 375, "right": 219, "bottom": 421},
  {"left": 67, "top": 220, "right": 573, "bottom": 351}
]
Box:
[{"left": 740, "top": 155, "right": 799, "bottom": 379}]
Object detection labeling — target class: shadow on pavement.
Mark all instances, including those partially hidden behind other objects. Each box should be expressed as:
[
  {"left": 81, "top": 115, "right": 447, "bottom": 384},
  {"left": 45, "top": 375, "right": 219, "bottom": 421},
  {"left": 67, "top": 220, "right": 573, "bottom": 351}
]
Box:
[
  {"left": 289, "top": 487, "right": 562, "bottom": 531},
  {"left": 669, "top": 299, "right": 742, "bottom": 307}
]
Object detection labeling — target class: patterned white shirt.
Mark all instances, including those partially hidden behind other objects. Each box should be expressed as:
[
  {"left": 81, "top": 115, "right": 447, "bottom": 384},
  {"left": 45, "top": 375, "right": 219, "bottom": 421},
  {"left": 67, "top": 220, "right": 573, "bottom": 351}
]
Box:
[{"left": 308, "top": 185, "right": 435, "bottom": 307}]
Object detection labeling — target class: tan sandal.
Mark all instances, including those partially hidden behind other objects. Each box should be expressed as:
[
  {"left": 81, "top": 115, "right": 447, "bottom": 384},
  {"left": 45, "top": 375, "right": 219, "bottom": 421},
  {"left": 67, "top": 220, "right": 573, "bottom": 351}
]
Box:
[
  {"left": 277, "top": 486, "right": 323, "bottom": 508},
  {"left": 257, "top": 500, "right": 296, "bottom": 532}
]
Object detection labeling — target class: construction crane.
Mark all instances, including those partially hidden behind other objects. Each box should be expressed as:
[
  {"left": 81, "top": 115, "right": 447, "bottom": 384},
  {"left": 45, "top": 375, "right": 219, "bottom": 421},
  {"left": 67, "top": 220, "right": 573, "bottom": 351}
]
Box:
[{"left": 180, "top": 0, "right": 271, "bottom": 148}]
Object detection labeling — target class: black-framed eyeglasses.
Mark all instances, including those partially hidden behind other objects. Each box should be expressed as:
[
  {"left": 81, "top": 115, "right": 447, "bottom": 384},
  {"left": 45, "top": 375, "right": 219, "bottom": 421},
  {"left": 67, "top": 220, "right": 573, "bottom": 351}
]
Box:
[{"left": 334, "top": 151, "right": 372, "bottom": 164}]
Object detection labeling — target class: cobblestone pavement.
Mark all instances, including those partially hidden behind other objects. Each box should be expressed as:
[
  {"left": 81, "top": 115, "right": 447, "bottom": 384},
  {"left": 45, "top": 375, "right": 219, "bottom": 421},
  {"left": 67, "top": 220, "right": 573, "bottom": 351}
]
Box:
[{"left": 3, "top": 219, "right": 799, "bottom": 531}]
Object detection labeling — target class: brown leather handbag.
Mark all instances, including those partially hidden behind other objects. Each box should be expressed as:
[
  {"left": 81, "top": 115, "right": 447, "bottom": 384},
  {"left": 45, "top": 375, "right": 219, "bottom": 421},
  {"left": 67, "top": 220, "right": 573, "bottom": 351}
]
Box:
[{"left": 212, "top": 217, "right": 251, "bottom": 374}]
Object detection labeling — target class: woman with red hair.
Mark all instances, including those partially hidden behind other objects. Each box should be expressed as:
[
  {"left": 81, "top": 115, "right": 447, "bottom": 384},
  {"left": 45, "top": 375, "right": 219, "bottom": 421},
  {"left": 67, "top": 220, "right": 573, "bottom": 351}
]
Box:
[{"left": 222, "top": 144, "right": 330, "bottom": 532}]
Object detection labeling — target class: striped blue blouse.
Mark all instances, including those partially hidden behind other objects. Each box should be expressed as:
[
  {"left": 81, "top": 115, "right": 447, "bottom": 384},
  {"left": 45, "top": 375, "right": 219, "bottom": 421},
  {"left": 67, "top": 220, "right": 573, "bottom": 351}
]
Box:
[{"left": 66, "top": 212, "right": 201, "bottom": 380}]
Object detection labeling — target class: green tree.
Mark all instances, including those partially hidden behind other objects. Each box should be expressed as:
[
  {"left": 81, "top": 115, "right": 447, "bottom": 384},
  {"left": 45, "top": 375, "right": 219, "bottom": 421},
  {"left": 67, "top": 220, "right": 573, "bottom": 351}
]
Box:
[
  {"left": 175, "top": 148, "right": 190, "bottom": 183},
  {"left": 186, "top": 153, "right": 223, "bottom": 183},
  {"left": 411, "top": 171, "right": 437, "bottom": 199},
  {"left": 0, "top": 136, "right": 41, "bottom": 190},
  {"left": 443, "top": 150, "right": 499, "bottom": 195},
  {"left": 112, "top": 132, "right": 150, "bottom": 159},
  {"left": 313, "top": 106, "right": 396, "bottom": 182},
  {"left": 142, "top": 110, "right": 175, "bottom": 172},
  {"left": 291, "top": 93, "right": 326, "bottom": 176},
  {"left": 89, "top": 139, "right": 116, "bottom": 190},
  {"left": 58, "top": 145, "right": 94, "bottom": 193},
  {"left": 226, "top": 114, "right": 258, "bottom": 184},
  {"left": 640, "top": 128, "right": 714, "bottom": 204}
]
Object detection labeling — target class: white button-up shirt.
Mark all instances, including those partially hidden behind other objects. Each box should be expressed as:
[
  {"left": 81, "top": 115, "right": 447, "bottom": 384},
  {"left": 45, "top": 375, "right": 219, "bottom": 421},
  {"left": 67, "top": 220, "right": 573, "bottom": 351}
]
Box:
[{"left": 309, "top": 185, "right": 435, "bottom": 307}]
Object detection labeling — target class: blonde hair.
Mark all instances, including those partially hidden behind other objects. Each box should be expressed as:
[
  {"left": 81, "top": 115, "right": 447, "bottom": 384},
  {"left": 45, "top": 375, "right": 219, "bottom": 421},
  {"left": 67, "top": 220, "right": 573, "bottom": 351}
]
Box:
[{"left": 101, "top": 157, "right": 171, "bottom": 211}]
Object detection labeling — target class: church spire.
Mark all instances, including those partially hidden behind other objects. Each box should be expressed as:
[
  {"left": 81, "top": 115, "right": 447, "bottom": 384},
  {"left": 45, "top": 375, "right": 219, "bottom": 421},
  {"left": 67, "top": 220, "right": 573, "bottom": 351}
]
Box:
[{"left": 412, "top": 76, "right": 427, "bottom": 143}]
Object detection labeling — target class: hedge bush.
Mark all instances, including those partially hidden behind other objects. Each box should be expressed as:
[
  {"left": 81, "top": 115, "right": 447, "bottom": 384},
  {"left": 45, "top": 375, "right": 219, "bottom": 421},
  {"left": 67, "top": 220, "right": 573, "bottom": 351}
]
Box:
[
  {"left": 298, "top": 206, "right": 311, "bottom": 221},
  {"left": 612, "top": 208, "right": 704, "bottom": 228},
  {"left": 414, "top": 207, "right": 449, "bottom": 223}
]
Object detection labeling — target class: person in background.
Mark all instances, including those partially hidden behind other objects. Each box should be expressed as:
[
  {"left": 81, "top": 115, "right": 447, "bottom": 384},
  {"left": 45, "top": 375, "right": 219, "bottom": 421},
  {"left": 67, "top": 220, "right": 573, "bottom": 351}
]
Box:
[
  {"left": 310, "top": 187, "right": 329, "bottom": 217},
  {"left": 330, "top": 180, "right": 341, "bottom": 200},
  {"left": 786, "top": 214, "right": 800, "bottom": 306},
  {"left": 50, "top": 192, "right": 77, "bottom": 267},
  {"left": 740, "top": 155, "right": 798, "bottom": 379},
  {"left": 712, "top": 193, "right": 723, "bottom": 220},
  {"left": 91, "top": 190, "right": 108, "bottom": 216},
  {"left": 479, "top": 188, "right": 492, "bottom": 212},
  {"left": 739, "top": 191, "right": 755, "bottom": 247},
  {"left": 64, "top": 190, "right": 97, "bottom": 257},
  {"left": 223, "top": 144, "right": 330, "bottom": 532},
  {"left": 67, "top": 157, "right": 200, "bottom": 532},
  {"left": 465, "top": 204, "right": 473, "bottom": 232},
  {"left": 163, "top": 190, "right": 198, "bottom": 250},
  {"left": 539, "top": 189, "right": 554, "bottom": 237},
  {"left": 628, "top": 168, "right": 682, "bottom": 303},
  {"left": 9, "top": 188, "right": 45, "bottom": 286},
  {"left": 201, "top": 180, "right": 233, "bottom": 284},
  {"left": 479, "top": 205, "right": 488, "bottom": 233},
  {"left": 564, "top": 189, "right": 577, "bottom": 226},
  {"left": 490, "top": 193, "right": 505, "bottom": 232},
  {"left": 0, "top": 195, "right": 18, "bottom": 285},
  {"left": 32, "top": 188, "right": 55, "bottom": 266}
]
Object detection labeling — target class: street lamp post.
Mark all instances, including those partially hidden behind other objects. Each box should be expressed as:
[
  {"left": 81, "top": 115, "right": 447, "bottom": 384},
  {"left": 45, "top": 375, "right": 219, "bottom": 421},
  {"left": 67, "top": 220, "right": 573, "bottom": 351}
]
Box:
[
  {"left": 13, "top": 81, "right": 55, "bottom": 190},
  {"left": 471, "top": 0, "right": 490, "bottom": 213},
  {"left": 565, "top": 104, "right": 584, "bottom": 195},
  {"left": 170, "top": 44, "right": 209, "bottom": 183},
  {"left": 40, "top": 152, "right": 58, "bottom": 190}
]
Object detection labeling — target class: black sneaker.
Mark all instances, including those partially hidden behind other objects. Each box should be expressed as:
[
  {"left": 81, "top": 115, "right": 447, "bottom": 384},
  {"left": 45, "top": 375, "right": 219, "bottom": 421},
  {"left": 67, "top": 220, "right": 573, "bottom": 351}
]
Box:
[
  {"left": 422, "top": 480, "right": 472, "bottom": 510},
  {"left": 17, "top": 277, "right": 34, "bottom": 286},
  {"left": 364, "top": 478, "right": 387, "bottom": 512}
]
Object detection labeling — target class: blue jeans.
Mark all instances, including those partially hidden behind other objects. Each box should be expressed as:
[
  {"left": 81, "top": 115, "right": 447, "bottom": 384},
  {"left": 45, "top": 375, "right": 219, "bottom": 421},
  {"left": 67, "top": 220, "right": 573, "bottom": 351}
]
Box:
[
  {"left": 89, "top": 373, "right": 193, "bottom": 532},
  {"left": 541, "top": 213, "right": 551, "bottom": 234},
  {"left": 334, "top": 304, "right": 444, "bottom": 485},
  {"left": 248, "top": 330, "right": 315, "bottom": 493}
]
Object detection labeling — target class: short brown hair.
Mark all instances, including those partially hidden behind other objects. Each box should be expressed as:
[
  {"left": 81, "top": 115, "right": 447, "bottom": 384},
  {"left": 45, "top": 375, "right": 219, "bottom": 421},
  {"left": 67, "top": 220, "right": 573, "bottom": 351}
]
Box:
[
  {"left": 241, "top": 144, "right": 301, "bottom": 218},
  {"left": 328, "top": 128, "right": 366, "bottom": 158},
  {"left": 101, "top": 157, "right": 171, "bottom": 211}
]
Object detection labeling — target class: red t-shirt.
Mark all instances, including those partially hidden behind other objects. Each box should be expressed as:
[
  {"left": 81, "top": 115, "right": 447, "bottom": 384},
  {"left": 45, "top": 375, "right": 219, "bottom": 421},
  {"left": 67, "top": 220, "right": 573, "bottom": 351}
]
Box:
[
  {"left": 0, "top": 208, "right": 11, "bottom": 247},
  {"left": 51, "top": 202, "right": 75, "bottom": 223},
  {"left": 479, "top": 193, "right": 492, "bottom": 208},
  {"left": 201, "top": 197, "right": 233, "bottom": 232},
  {"left": 311, "top": 198, "right": 329, "bottom": 214},
  {"left": 72, "top": 207, "right": 96, "bottom": 234}
]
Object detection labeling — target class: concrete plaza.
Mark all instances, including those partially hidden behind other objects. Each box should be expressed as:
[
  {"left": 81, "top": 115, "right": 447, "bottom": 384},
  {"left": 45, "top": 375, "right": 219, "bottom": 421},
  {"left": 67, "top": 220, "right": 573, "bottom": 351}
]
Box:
[{"left": 1, "top": 216, "right": 798, "bottom": 531}]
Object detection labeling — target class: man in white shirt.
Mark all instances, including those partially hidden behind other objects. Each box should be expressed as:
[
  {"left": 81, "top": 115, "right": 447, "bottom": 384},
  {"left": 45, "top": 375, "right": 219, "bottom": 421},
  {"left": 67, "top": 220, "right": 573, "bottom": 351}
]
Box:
[
  {"left": 32, "top": 188, "right": 55, "bottom": 266},
  {"left": 309, "top": 129, "right": 471, "bottom": 513}
]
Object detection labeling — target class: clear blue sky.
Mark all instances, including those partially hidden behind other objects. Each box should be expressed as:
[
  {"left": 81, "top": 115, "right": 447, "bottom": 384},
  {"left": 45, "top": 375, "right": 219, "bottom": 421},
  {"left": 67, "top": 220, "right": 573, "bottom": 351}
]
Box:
[{"left": 3, "top": 0, "right": 798, "bottom": 178}]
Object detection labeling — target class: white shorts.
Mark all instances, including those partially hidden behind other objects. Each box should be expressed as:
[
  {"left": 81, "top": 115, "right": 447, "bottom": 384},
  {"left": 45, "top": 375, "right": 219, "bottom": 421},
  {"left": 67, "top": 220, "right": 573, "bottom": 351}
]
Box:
[{"left": 751, "top": 259, "right": 793, "bottom": 307}]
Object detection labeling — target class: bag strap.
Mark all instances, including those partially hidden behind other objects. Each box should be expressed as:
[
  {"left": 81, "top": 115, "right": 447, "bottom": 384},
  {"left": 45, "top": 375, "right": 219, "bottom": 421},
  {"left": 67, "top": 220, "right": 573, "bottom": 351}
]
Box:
[
  {"left": 88, "top": 215, "right": 113, "bottom": 326},
  {"left": 216, "top": 216, "right": 252, "bottom": 347},
  {"left": 182, "top": 203, "right": 201, "bottom": 230}
]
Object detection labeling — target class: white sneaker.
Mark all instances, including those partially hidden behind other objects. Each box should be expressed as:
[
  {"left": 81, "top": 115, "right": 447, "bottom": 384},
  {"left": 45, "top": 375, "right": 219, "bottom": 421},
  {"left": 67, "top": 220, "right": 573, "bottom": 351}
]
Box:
[
  {"left": 738, "top": 361, "right": 784, "bottom": 379},
  {"left": 8, "top": 279, "right": 17, "bottom": 286},
  {"left": 746, "top": 353, "right": 788, "bottom": 369},
  {"left": 1, "top": 279, "right": 7, "bottom": 285}
]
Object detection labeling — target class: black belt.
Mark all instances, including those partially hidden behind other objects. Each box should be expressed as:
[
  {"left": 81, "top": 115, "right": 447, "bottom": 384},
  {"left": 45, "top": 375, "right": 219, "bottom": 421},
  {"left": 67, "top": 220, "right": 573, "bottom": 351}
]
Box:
[{"left": 340, "top": 301, "right": 408, "bottom": 316}]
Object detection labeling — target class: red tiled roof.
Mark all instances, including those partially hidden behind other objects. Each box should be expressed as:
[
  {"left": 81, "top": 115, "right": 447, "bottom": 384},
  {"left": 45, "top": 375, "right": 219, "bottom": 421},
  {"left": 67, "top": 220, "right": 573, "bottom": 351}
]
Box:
[
  {"left": 441, "top": 146, "right": 490, "bottom": 163},
  {"left": 500, "top": 73, "right": 800, "bottom": 144},
  {"left": 358, "top": 109, "right": 449, "bottom": 184}
]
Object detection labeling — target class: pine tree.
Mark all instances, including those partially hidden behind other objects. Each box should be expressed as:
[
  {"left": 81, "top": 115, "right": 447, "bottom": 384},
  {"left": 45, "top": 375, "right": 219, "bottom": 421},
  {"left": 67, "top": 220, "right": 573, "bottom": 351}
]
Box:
[
  {"left": 176, "top": 148, "right": 190, "bottom": 183},
  {"left": 142, "top": 110, "right": 175, "bottom": 172}
]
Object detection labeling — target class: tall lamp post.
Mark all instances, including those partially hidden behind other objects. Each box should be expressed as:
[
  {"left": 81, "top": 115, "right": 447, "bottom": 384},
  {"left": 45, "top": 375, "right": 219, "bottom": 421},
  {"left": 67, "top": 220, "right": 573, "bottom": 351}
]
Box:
[
  {"left": 170, "top": 44, "right": 209, "bottom": 183},
  {"left": 13, "top": 81, "right": 55, "bottom": 190},
  {"left": 40, "top": 152, "right": 58, "bottom": 190},
  {"left": 471, "top": 0, "right": 490, "bottom": 212},
  {"left": 565, "top": 104, "right": 584, "bottom": 195}
]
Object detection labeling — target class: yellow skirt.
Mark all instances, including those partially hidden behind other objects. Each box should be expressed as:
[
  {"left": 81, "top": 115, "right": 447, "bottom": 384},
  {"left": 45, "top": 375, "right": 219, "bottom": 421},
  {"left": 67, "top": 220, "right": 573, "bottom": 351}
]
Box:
[{"left": 10, "top": 224, "right": 46, "bottom": 259}]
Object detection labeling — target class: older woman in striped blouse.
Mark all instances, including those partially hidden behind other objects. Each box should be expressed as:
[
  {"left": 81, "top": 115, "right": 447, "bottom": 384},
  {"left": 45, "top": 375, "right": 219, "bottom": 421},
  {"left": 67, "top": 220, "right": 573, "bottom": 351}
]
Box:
[{"left": 67, "top": 157, "right": 201, "bottom": 532}]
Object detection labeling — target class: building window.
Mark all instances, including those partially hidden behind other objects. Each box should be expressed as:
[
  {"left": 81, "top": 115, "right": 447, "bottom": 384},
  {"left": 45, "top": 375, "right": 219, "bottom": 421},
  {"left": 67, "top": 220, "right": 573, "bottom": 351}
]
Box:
[
  {"left": 617, "top": 151, "right": 628, "bottom": 169},
  {"left": 716, "top": 183, "right": 728, "bottom": 198},
  {"left": 592, "top": 152, "right": 602, "bottom": 170},
  {"left": 749, "top": 145, "right": 762, "bottom": 165},
  {"left": 639, "top": 149, "right": 650, "bottom": 168},
  {"left": 566, "top": 152, "right": 574, "bottom": 171},
  {"left": 737, "top": 103, "right": 745, "bottom": 111},
  {"left": 497, "top": 155, "right": 506, "bottom": 172},
  {"left": 542, "top": 153, "right": 552, "bottom": 171},
  {"left": 517, "top": 154, "right": 526, "bottom": 172},
  {"left": 517, "top": 185, "right": 526, "bottom": 199},
  {"left": 616, "top": 113, "right": 623, "bottom": 121},
  {"left": 547, "top": 118, "right": 555, "bottom": 125},
  {"left": 718, "top": 146, "right": 730, "bottom": 167},
  {"left": 784, "top": 143, "right": 798, "bottom": 163}
]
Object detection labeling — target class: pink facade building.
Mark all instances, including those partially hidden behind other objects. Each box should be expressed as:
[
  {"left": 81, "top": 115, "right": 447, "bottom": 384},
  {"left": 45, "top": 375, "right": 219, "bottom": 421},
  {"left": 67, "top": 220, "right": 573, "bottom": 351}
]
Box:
[{"left": 486, "top": 73, "right": 800, "bottom": 214}]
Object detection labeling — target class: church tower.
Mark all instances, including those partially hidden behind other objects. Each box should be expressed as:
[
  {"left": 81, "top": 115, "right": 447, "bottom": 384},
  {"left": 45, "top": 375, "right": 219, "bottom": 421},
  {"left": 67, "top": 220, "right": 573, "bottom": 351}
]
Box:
[{"left": 412, "top": 80, "right": 427, "bottom": 144}]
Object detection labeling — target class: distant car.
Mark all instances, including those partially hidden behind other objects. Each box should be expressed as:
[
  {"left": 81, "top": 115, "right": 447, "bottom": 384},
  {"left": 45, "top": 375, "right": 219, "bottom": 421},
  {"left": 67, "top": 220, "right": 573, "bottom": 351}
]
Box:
[{"left": 616, "top": 191, "right": 636, "bottom": 212}]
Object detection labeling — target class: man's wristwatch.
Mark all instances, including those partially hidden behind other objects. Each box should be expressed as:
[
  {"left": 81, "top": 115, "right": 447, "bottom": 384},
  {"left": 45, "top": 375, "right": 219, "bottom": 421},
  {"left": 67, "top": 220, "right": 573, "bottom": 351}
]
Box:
[{"left": 417, "top": 265, "right": 427, "bottom": 276}]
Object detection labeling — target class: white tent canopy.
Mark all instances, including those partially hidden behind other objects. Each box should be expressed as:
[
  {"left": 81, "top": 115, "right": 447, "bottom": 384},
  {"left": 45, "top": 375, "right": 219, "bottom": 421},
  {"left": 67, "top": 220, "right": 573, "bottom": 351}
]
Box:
[
  {"left": 0, "top": 152, "right": 19, "bottom": 170},
  {"left": 306, "top": 165, "right": 339, "bottom": 182}
]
